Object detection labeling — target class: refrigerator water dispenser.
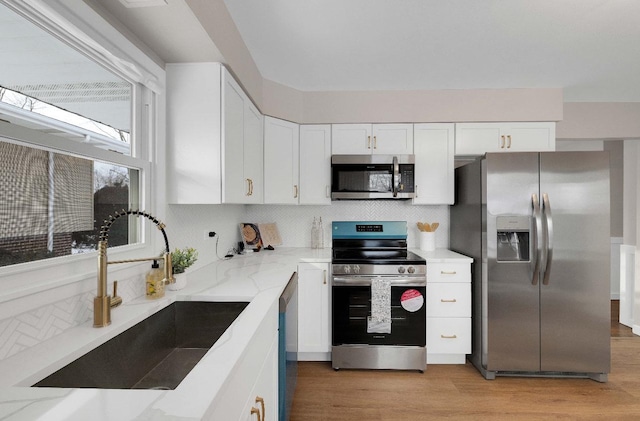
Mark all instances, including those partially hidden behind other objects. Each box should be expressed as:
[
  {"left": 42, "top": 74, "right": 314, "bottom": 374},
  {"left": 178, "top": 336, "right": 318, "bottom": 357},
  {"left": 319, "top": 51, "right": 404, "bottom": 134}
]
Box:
[{"left": 496, "top": 216, "right": 530, "bottom": 262}]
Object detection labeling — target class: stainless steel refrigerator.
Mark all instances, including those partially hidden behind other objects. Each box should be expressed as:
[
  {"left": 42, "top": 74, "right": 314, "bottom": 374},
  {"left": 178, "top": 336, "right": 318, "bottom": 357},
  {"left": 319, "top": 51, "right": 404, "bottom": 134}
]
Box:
[{"left": 451, "top": 152, "right": 610, "bottom": 382}]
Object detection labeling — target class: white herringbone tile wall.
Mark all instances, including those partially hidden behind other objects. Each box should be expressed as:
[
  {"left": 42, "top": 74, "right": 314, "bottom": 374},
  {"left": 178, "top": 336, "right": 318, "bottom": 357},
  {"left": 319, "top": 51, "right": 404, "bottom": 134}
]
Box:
[
  {"left": 0, "top": 201, "right": 449, "bottom": 362},
  {"left": 245, "top": 202, "right": 449, "bottom": 249},
  {"left": 0, "top": 273, "right": 144, "bottom": 361}
]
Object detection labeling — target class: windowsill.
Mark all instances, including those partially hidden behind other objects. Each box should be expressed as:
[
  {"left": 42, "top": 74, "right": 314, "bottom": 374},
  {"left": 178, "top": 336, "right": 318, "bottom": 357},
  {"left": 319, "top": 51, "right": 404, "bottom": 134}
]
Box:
[{"left": 0, "top": 242, "right": 153, "bottom": 304}]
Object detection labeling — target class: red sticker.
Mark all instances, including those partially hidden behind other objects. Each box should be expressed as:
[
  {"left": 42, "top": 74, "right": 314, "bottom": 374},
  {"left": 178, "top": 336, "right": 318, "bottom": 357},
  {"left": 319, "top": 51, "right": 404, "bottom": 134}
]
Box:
[{"left": 400, "top": 289, "right": 424, "bottom": 312}]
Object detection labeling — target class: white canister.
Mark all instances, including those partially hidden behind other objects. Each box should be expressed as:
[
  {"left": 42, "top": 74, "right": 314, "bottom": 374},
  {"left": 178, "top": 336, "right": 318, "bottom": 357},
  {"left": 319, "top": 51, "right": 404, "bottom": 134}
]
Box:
[{"left": 419, "top": 231, "right": 436, "bottom": 251}]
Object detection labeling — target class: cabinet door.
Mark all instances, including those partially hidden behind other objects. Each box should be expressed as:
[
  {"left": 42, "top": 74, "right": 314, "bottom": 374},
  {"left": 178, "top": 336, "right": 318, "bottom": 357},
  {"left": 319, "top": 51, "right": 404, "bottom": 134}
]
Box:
[
  {"left": 413, "top": 123, "right": 454, "bottom": 205},
  {"left": 299, "top": 125, "right": 331, "bottom": 205},
  {"left": 455, "top": 123, "right": 503, "bottom": 155},
  {"left": 503, "top": 122, "right": 556, "bottom": 152},
  {"left": 298, "top": 263, "right": 331, "bottom": 356},
  {"left": 243, "top": 101, "right": 264, "bottom": 204},
  {"left": 372, "top": 124, "right": 413, "bottom": 155},
  {"left": 331, "top": 124, "right": 373, "bottom": 154},
  {"left": 240, "top": 333, "right": 278, "bottom": 421},
  {"left": 264, "top": 117, "right": 300, "bottom": 204},
  {"left": 222, "top": 68, "right": 249, "bottom": 203},
  {"left": 455, "top": 122, "right": 556, "bottom": 155},
  {"left": 166, "top": 63, "right": 222, "bottom": 204}
]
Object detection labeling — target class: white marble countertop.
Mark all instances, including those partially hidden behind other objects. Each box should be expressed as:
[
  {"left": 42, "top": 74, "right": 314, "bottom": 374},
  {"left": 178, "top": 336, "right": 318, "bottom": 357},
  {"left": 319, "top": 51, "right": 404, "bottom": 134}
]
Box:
[
  {"left": 0, "top": 247, "right": 471, "bottom": 420},
  {"left": 0, "top": 247, "right": 330, "bottom": 421},
  {"left": 411, "top": 248, "right": 474, "bottom": 263}
]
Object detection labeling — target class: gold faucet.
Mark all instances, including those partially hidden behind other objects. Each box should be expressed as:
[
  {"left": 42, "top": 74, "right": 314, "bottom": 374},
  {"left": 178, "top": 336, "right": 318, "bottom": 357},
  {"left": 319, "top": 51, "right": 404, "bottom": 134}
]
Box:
[{"left": 94, "top": 210, "right": 174, "bottom": 328}]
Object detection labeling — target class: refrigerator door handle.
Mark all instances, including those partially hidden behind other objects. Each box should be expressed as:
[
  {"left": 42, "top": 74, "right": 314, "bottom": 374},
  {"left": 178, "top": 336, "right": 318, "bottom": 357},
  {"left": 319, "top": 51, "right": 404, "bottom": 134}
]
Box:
[
  {"left": 542, "top": 193, "right": 554, "bottom": 285},
  {"left": 531, "top": 193, "right": 543, "bottom": 285}
]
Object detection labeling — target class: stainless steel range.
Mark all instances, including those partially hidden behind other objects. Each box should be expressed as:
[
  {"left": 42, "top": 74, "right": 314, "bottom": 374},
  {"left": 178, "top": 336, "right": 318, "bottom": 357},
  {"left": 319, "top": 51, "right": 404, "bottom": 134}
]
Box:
[{"left": 331, "top": 221, "right": 426, "bottom": 372}]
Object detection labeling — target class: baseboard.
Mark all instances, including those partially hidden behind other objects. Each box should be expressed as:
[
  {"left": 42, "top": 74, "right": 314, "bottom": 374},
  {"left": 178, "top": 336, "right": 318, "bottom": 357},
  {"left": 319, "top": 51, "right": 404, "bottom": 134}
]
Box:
[{"left": 297, "top": 352, "right": 331, "bottom": 362}]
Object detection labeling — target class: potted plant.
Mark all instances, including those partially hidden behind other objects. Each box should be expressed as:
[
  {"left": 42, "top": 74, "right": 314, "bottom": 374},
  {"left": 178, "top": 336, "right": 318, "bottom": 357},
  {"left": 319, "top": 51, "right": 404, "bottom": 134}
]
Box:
[{"left": 168, "top": 247, "right": 198, "bottom": 290}]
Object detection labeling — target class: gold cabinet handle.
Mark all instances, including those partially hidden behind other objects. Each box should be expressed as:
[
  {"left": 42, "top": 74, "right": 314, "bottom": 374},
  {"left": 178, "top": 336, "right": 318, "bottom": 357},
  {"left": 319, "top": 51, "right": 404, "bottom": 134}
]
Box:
[
  {"left": 293, "top": 184, "right": 298, "bottom": 198},
  {"left": 440, "top": 270, "right": 457, "bottom": 275},
  {"left": 440, "top": 298, "right": 457, "bottom": 303},
  {"left": 245, "top": 178, "right": 251, "bottom": 196},
  {"left": 367, "top": 135, "right": 371, "bottom": 149},
  {"left": 249, "top": 179, "right": 254, "bottom": 196},
  {"left": 250, "top": 407, "right": 261, "bottom": 421},
  {"left": 500, "top": 135, "right": 506, "bottom": 149},
  {"left": 373, "top": 135, "right": 377, "bottom": 149},
  {"left": 507, "top": 134, "right": 512, "bottom": 148},
  {"left": 441, "top": 334, "right": 458, "bottom": 339},
  {"left": 255, "top": 396, "right": 265, "bottom": 420},
  {"left": 323, "top": 269, "right": 327, "bottom": 284}
]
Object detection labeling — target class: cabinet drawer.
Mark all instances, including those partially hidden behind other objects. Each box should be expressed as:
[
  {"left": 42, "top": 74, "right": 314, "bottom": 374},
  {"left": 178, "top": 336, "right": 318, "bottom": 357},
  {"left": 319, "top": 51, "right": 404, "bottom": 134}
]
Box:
[
  {"left": 427, "top": 262, "right": 470, "bottom": 283},
  {"left": 427, "top": 318, "right": 471, "bottom": 354},
  {"left": 427, "top": 283, "right": 471, "bottom": 317}
]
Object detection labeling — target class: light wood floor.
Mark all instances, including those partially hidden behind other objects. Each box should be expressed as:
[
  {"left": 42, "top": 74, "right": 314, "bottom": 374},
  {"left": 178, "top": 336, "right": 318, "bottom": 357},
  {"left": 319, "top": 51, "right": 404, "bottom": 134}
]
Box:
[{"left": 291, "top": 301, "right": 640, "bottom": 420}]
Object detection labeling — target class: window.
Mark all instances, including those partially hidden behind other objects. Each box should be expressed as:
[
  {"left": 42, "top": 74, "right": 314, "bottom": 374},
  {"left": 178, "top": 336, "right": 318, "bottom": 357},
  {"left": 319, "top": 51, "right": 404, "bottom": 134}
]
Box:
[
  {"left": 0, "top": 1, "right": 156, "bottom": 271},
  {"left": 0, "top": 140, "right": 140, "bottom": 266}
]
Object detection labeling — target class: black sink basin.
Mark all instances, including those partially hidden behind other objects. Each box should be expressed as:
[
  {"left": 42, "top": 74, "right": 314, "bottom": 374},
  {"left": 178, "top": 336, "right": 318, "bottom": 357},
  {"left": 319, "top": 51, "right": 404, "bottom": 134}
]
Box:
[{"left": 33, "top": 301, "right": 248, "bottom": 390}]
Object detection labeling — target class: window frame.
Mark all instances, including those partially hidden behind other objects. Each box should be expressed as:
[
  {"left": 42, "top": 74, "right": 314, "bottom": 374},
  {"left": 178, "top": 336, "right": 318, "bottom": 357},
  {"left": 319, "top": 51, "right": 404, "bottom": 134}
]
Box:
[{"left": 0, "top": 0, "right": 165, "bottom": 303}]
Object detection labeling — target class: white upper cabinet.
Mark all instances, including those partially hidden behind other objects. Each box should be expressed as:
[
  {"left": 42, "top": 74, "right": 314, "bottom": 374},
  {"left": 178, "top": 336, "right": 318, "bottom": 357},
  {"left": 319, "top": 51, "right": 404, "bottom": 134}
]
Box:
[
  {"left": 222, "top": 68, "right": 264, "bottom": 204},
  {"left": 455, "top": 122, "right": 556, "bottom": 155},
  {"left": 166, "top": 63, "right": 263, "bottom": 204},
  {"left": 166, "top": 63, "right": 223, "bottom": 204},
  {"left": 413, "top": 123, "right": 455, "bottom": 205},
  {"left": 332, "top": 124, "right": 413, "bottom": 155},
  {"left": 264, "top": 116, "right": 300, "bottom": 204},
  {"left": 299, "top": 125, "right": 332, "bottom": 205}
]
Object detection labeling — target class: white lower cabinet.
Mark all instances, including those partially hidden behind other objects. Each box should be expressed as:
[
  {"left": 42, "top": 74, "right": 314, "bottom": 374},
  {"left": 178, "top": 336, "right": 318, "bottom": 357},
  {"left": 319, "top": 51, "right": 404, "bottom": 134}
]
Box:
[
  {"left": 207, "top": 313, "right": 278, "bottom": 420},
  {"left": 427, "top": 318, "right": 471, "bottom": 357},
  {"left": 426, "top": 261, "right": 471, "bottom": 364},
  {"left": 297, "top": 262, "right": 331, "bottom": 361},
  {"left": 240, "top": 333, "right": 278, "bottom": 421}
]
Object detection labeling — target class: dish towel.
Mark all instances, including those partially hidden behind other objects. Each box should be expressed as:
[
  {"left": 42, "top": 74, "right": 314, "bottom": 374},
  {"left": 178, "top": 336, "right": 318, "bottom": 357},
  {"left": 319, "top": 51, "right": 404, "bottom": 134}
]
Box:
[{"left": 367, "top": 278, "right": 391, "bottom": 334}]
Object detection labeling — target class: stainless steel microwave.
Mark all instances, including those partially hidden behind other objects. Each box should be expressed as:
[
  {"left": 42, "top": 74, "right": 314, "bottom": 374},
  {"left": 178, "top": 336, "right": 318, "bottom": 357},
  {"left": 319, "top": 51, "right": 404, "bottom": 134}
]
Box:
[{"left": 331, "top": 154, "right": 416, "bottom": 200}]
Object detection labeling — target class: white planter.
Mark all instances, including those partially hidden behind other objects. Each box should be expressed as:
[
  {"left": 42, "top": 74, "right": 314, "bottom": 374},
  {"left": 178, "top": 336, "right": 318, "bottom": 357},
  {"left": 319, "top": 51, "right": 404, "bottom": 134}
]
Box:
[{"left": 168, "top": 272, "right": 187, "bottom": 291}]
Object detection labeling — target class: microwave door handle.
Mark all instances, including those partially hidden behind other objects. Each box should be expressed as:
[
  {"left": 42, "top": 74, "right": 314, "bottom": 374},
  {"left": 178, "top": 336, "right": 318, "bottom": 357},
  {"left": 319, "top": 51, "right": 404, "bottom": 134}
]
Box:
[{"left": 392, "top": 156, "right": 399, "bottom": 197}]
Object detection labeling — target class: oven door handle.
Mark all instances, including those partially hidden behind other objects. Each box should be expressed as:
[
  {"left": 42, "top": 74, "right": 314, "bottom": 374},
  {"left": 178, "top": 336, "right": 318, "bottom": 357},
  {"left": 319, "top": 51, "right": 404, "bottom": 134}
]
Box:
[{"left": 332, "top": 277, "right": 426, "bottom": 286}]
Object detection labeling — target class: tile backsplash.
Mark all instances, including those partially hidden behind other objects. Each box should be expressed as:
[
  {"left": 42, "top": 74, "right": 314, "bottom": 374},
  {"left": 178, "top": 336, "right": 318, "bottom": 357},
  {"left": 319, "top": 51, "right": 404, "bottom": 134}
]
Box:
[
  {"left": 0, "top": 200, "right": 449, "bottom": 362},
  {"left": 244, "top": 201, "right": 449, "bottom": 249}
]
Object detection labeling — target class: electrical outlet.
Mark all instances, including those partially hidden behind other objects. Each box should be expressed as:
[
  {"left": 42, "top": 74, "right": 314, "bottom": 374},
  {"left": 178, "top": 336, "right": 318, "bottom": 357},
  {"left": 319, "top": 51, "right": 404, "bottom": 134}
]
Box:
[{"left": 204, "top": 230, "right": 217, "bottom": 240}]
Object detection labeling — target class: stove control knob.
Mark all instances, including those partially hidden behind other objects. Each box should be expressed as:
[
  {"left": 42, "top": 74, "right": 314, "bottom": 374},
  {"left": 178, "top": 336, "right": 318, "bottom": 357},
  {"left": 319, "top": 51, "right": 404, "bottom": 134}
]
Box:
[
  {"left": 343, "top": 265, "right": 351, "bottom": 274},
  {"left": 398, "top": 266, "right": 406, "bottom": 274},
  {"left": 407, "top": 266, "right": 416, "bottom": 274},
  {"left": 353, "top": 265, "right": 360, "bottom": 274}
]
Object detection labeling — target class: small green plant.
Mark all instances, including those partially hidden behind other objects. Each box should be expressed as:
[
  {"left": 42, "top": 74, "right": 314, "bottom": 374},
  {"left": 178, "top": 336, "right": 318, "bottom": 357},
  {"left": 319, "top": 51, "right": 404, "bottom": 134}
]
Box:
[{"left": 171, "top": 247, "right": 198, "bottom": 274}]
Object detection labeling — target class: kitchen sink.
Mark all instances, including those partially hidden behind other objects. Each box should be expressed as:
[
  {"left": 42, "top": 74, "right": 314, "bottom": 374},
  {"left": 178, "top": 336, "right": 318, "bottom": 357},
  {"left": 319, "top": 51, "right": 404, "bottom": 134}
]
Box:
[{"left": 33, "top": 301, "right": 248, "bottom": 390}]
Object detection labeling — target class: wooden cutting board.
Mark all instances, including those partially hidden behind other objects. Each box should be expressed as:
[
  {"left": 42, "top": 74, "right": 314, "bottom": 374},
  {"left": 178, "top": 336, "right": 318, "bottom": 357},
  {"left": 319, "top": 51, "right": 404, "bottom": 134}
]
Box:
[{"left": 258, "top": 223, "right": 282, "bottom": 246}]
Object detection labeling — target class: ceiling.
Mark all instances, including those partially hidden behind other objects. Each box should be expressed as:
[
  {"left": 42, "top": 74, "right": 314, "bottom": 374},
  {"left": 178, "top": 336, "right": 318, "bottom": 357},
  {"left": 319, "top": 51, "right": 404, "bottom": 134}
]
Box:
[
  {"left": 96, "top": 0, "right": 640, "bottom": 102},
  {"left": 222, "top": 0, "right": 640, "bottom": 101}
]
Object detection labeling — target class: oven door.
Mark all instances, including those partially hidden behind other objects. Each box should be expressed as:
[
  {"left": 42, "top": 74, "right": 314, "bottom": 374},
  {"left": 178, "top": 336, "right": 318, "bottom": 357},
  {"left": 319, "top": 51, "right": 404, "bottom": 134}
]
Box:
[{"left": 332, "top": 277, "right": 426, "bottom": 347}]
